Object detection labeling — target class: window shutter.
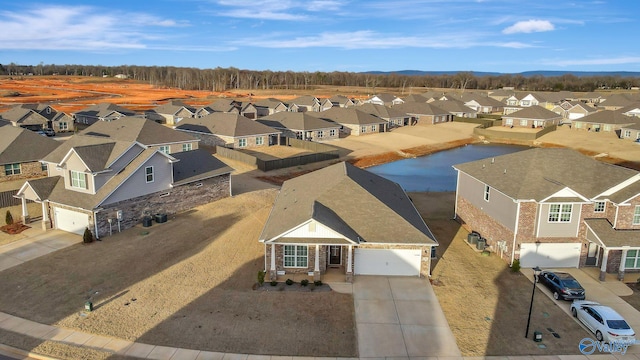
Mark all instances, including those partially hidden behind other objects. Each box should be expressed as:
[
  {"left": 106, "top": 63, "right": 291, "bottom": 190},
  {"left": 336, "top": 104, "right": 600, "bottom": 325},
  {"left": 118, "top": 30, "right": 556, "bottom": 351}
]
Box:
[{"left": 84, "top": 173, "right": 88, "bottom": 189}]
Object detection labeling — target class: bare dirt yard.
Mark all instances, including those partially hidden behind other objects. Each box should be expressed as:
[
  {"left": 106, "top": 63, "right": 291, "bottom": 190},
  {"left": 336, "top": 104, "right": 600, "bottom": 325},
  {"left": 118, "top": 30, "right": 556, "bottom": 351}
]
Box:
[
  {"left": 410, "top": 192, "right": 590, "bottom": 356},
  {"left": 0, "top": 189, "right": 356, "bottom": 358}
]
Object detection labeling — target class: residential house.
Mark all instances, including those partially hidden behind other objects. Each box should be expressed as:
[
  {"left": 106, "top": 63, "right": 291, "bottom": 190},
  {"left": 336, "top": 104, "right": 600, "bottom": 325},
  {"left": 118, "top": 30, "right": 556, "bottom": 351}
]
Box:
[
  {"left": 324, "top": 95, "right": 355, "bottom": 109},
  {"left": 308, "top": 107, "right": 387, "bottom": 136},
  {"left": 16, "top": 135, "right": 232, "bottom": 236},
  {"left": 576, "top": 92, "right": 604, "bottom": 105},
  {"left": 145, "top": 100, "right": 197, "bottom": 125},
  {"left": 392, "top": 102, "right": 453, "bottom": 125},
  {"left": 196, "top": 99, "right": 258, "bottom": 119},
  {"left": 619, "top": 102, "right": 640, "bottom": 118},
  {"left": 487, "top": 89, "right": 515, "bottom": 102},
  {"left": 257, "top": 112, "right": 340, "bottom": 141},
  {"left": 551, "top": 101, "right": 597, "bottom": 122},
  {"left": 254, "top": 98, "right": 289, "bottom": 117},
  {"left": 79, "top": 116, "right": 199, "bottom": 154},
  {"left": 402, "top": 94, "right": 429, "bottom": 103},
  {"left": 501, "top": 105, "right": 562, "bottom": 128},
  {"left": 430, "top": 99, "right": 477, "bottom": 118},
  {"left": 1, "top": 104, "right": 75, "bottom": 133},
  {"left": 288, "top": 96, "right": 321, "bottom": 112},
  {"left": 570, "top": 110, "right": 638, "bottom": 133},
  {"left": 259, "top": 161, "right": 438, "bottom": 282},
  {"left": 366, "top": 93, "right": 404, "bottom": 106},
  {"left": 503, "top": 94, "right": 522, "bottom": 115},
  {"left": 596, "top": 94, "right": 637, "bottom": 111},
  {"left": 0, "top": 126, "right": 59, "bottom": 182},
  {"left": 357, "top": 103, "right": 411, "bottom": 127},
  {"left": 620, "top": 123, "right": 640, "bottom": 142},
  {"left": 461, "top": 94, "right": 505, "bottom": 114},
  {"left": 73, "top": 103, "right": 137, "bottom": 125},
  {"left": 175, "top": 113, "right": 281, "bottom": 148},
  {"left": 453, "top": 148, "right": 640, "bottom": 281}
]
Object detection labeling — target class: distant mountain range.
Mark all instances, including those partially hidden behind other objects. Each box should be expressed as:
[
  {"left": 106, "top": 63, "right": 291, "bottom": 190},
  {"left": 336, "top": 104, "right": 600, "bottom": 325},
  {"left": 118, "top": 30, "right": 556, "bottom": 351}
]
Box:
[{"left": 362, "top": 70, "right": 640, "bottom": 77}]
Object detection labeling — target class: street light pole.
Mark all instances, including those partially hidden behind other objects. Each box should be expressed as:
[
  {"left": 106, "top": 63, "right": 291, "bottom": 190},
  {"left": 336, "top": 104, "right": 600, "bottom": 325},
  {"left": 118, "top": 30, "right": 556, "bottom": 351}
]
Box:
[{"left": 525, "top": 266, "right": 541, "bottom": 339}]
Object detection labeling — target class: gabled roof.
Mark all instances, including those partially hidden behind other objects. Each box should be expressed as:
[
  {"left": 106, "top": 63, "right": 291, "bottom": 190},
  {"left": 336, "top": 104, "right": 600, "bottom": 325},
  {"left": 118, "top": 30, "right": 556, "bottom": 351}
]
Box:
[
  {"left": 503, "top": 105, "right": 562, "bottom": 120},
  {"left": 259, "top": 162, "right": 437, "bottom": 245},
  {"left": 253, "top": 98, "right": 286, "bottom": 108},
  {"left": 430, "top": 99, "right": 477, "bottom": 114},
  {"left": 357, "top": 103, "right": 408, "bottom": 119},
  {"left": 401, "top": 94, "right": 428, "bottom": 103},
  {"left": 0, "top": 107, "right": 49, "bottom": 125},
  {"left": 19, "top": 176, "right": 61, "bottom": 201},
  {"left": 392, "top": 101, "right": 450, "bottom": 116},
  {"left": 199, "top": 99, "right": 241, "bottom": 113},
  {"left": 618, "top": 102, "right": 640, "bottom": 114},
  {"left": 584, "top": 219, "right": 640, "bottom": 248},
  {"left": 73, "top": 103, "right": 137, "bottom": 118},
  {"left": 150, "top": 100, "right": 196, "bottom": 115},
  {"left": 328, "top": 95, "right": 353, "bottom": 106},
  {"left": 290, "top": 95, "right": 319, "bottom": 106},
  {"left": 172, "top": 149, "right": 233, "bottom": 186},
  {"left": 308, "top": 107, "right": 386, "bottom": 125},
  {"left": 80, "top": 116, "right": 196, "bottom": 146},
  {"left": 370, "top": 93, "right": 398, "bottom": 103},
  {"left": 576, "top": 110, "right": 638, "bottom": 125},
  {"left": 73, "top": 143, "right": 117, "bottom": 172},
  {"left": 257, "top": 112, "right": 339, "bottom": 131},
  {"left": 461, "top": 93, "right": 505, "bottom": 107},
  {"left": 454, "top": 148, "right": 638, "bottom": 202},
  {"left": 42, "top": 135, "right": 136, "bottom": 168},
  {"left": 176, "top": 113, "right": 280, "bottom": 137},
  {"left": 0, "top": 126, "right": 60, "bottom": 165},
  {"left": 599, "top": 94, "right": 635, "bottom": 108}
]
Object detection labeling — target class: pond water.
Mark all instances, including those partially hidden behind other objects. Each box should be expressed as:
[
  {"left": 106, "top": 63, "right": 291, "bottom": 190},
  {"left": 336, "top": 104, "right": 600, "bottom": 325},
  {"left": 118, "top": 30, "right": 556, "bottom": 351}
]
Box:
[{"left": 367, "top": 144, "right": 530, "bottom": 192}]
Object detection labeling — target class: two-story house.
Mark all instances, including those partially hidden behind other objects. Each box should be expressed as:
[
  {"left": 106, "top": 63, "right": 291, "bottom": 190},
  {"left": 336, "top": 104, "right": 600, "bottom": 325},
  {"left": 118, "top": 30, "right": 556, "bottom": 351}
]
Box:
[
  {"left": 73, "top": 103, "right": 138, "bottom": 125},
  {"left": 15, "top": 134, "right": 232, "bottom": 238},
  {"left": 453, "top": 148, "right": 640, "bottom": 281},
  {"left": 145, "top": 100, "right": 197, "bottom": 125},
  {"left": 1, "top": 126, "right": 60, "bottom": 182}
]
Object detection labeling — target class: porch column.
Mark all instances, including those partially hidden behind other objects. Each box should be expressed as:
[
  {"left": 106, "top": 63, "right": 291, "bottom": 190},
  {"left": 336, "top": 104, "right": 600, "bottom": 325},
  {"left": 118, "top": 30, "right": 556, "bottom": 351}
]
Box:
[
  {"left": 599, "top": 248, "right": 610, "bottom": 282},
  {"left": 314, "top": 245, "right": 321, "bottom": 282},
  {"left": 41, "top": 202, "right": 50, "bottom": 230},
  {"left": 618, "top": 248, "right": 629, "bottom": 281},
  {"left": 269, "top": 244, "right": 277, "bottom": 281},
  {"left": 20, "top": 196, "right": 29, "bottom": 223},
  {"left": 346, "top": 245, "right": 353, "bottom": 283}
]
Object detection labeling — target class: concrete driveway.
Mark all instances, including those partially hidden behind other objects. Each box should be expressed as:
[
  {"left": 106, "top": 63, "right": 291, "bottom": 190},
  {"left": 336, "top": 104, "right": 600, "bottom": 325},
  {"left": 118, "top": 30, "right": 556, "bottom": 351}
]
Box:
[
  {"left": 0, "top": 229, "right": 81, "bottom": 272},
  {"left": 523, "top": 267, "right": 640, "bottom": 354},
  {"left": 353, "top": 276, "right": 461, "bottom": 358}
]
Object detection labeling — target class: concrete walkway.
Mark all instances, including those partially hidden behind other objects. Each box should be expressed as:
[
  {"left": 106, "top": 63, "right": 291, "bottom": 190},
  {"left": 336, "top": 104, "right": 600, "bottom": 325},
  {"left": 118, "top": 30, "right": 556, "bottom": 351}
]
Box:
[{"left": 0, "top": 229, "right": 81, "bottom": 272}]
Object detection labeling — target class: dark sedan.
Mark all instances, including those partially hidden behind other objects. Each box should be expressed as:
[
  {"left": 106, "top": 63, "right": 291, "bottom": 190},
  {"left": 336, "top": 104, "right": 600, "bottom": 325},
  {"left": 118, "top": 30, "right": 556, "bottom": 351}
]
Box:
[{"left": 538, "top": 270, "right": 586, "bottom": 301}]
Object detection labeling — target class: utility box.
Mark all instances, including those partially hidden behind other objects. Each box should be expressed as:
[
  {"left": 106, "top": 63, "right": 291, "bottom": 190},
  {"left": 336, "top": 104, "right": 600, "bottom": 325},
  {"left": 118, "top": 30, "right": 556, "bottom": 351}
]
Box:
[
  {"left": 476, "top": 238, "right": 486, "bottom": 250},
  {"left": 85, "top": 301, "right": 93, "bottom": 312},
  {"left": 467, "top": 233, "right": 479, "bottom": 245},
  {"left": 533, "top": 331, "right": 543, "bottom": 342}
]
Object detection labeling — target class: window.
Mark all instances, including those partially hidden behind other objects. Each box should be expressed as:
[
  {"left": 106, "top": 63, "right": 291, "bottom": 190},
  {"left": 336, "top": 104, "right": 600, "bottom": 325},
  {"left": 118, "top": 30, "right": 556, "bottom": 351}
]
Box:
[
  {"left": 145, "top": 166, "right": 154, "bottom": 183},
  {"left": 520, "top": 119, "right": 528, "bottom": 126},
  {"left": 317, "top": 130, "right": 324, "bottom": 138},
  {"left": 182, "top": 143, "right": 192, "bottom": 152},
  {"left": 238, "top": 138, "right": 247, "bottom": 148},
  {"left": 624, "top": 130, "right": 632, "bottom": 138},
  {"left": 329, "top": 129, "right": 336, "bottom": 137},
  {"left": 548, "top": 204, "right": 572, "bottom": 222},
  {"left": 59, "top": 122, "right": 68, "bottom": 131},
  {"left": 361, "top": 126, "right": 367, "bottom": 133},
  {"left": 594, "top": 201, "right": 605, "bottom": 213},
  {"left": 634, "top": 206, "right": 640, "bottom": 225},
  {"left": 283, "top": 245, "right": 308, "bottom": 267},
  {"left": 159, "top": 145, "right": 170, "bottom": 154},
  {"left": 505, "top": 118, "right": 513, "bottom": 126},
  {"left": 4, "top": 163, "right": 21, "bottom": 176},
  {"left": 256, "top": 136, "right": 264, "bottom": 145},
  {"left": 70, "top": 170, "right": 87, "bottom": 189},
  {"left": 603, "top": 125, "right": 612, "bottom": 132},
  {"left": 484, "top": 185, "right": 490, "bottom": 201},
  {"left": 371, "top": 125, "right": 377, "bottom": 132},
  {"left": 626, "top": 250, "right": 640, "bottom": 269},
  {"left": 41, "top": 163, "right": 48, "bottom": 172}
]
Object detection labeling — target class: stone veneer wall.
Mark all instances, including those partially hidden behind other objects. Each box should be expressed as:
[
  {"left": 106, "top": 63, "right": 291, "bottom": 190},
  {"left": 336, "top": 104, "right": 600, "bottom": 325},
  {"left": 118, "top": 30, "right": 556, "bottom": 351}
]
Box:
[
  {"left": 94, "top": 174, "right": 230, "bottom": 238},
  {"left": 0, "top": 162, "right": 46, "bottom": 182}
]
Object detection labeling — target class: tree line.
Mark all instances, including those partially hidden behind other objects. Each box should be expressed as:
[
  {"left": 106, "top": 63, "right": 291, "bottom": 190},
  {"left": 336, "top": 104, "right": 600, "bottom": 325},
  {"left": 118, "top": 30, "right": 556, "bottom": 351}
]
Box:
[{"left": 1, "top": 63, "right": 639, "bottom": 93}]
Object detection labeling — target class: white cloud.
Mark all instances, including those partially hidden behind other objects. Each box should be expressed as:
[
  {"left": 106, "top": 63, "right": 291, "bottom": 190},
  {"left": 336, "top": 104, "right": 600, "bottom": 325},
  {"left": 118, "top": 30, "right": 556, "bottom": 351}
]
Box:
[
  {"left": 214, "top": 0, "right": 345, "bottom": 20},
  {"left": 502, "top": 20, "right": 555, "bottom": 34}
]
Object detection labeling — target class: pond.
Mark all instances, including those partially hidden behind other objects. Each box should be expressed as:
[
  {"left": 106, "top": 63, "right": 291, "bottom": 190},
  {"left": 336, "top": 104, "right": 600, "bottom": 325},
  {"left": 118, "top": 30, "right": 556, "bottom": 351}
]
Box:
[{"left": 367, "top": 144, "right": 530, "bottom": 192}]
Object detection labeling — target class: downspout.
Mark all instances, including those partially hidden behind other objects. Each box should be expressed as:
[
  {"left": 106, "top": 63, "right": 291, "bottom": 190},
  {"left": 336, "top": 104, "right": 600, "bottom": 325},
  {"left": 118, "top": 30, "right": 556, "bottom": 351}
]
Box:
[
  {"left": 93, "top": 209, "right": 100, "bottom": 240},
  {"left": 614, "top": 205, "right": 619, "bottom": 228},
  {"left": 453, "top": 170, "right": 460, "bottom": 220},
  {"left": 511, "top": 201, "right": 521, "bottom": 266}
]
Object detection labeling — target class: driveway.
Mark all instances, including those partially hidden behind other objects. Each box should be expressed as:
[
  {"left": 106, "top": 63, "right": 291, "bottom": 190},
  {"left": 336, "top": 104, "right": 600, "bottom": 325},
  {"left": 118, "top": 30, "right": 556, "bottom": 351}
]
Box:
[
  {"left": 0, "top": 229, "right": 80, "bottom": 272},
  {"left": 523, "top": 268, "right": 640, "bottom": 354},
  {"left": 353, "top": 276, "right": 461, "bottom": 358}
]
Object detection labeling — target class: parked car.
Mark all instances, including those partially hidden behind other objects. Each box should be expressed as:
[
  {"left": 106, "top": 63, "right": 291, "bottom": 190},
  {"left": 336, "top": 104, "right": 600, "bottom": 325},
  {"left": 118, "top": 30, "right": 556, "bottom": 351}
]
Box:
[
  {"left": 571, "top": 300, "right": 636, "bottom": 344},
  {"left": 42, "top": 128, "right": 55, "bottom": 137},
  {"left": 538, "top": 270, "right": 585, "bottom": 300}
]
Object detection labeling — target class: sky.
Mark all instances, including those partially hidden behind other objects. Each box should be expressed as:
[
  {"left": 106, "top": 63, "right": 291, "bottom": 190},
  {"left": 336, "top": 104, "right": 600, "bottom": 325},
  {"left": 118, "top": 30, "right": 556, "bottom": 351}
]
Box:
[{"left": 0, "top": 0, "right": 639, "bottom": 73}]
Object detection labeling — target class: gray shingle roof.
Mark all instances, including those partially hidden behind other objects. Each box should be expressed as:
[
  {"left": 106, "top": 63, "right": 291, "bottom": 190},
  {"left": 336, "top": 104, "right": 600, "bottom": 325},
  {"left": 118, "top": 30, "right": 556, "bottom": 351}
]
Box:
[
  {"left": 257, "top": 112, "right": 339, "bottom": 131},
  {"left": 392, "top": 102, "right": 450, "bottom": 116},
  {"left": 22, "top": 176, "right": 61, "bottom": 200},
  {"left": 584, "top": 219, "right": 640, "bottom": 248},
  {"left": 172, "top": 149, "right": 233, "bottom": 186},
  {"left": 503, "top": 105, "right": 562, "bottom": 120},
  {"left": 0, "top": 126, "right": 60, "bottom": 165},
  {"left": 0, "top": 107, "right": 49, "bottom": 125},
  {"left": 453, "top": 148, "right": 638, "bottom": 201},
  {"left": 259, "top": 162, "right": 437, "bottom": 246},
  {"left": 176, "top": 113, "right": 280, "bottom": 137},
  {"left": 150, "top": 100, "right": 196, "bottom": 115},
  {"left": 73, "top": 103, "right": 137, "bottom": 118},
  {"left": 577, "top": 110, "right": 639, "bottom": 125},
  {"left": 430, "top": 99, "right": 477, "bottom": 114},
  {"left": 308, "top": 107, "right": 386, "bottom": 125},
  {"left": 80, "top": 116, "right": 197, "bottom": 145},
  {"left": 42, "top": 135, "right": 135, "bottom": 168},
  {"left": 357, "top": 103, "right": 408, "bottom": 119}
]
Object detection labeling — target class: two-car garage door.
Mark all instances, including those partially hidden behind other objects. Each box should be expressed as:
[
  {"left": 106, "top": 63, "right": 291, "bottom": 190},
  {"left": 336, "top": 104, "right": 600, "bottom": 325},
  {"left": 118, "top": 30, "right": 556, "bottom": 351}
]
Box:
[
  {"left": 53, "top": 207, "right": 90, "bottom": 235},
  {"left": 354, "top": 249, "right": 422, "bottom": 276},
  {"left": 520, "top": 243, "right": 581, "bottom": 268}
]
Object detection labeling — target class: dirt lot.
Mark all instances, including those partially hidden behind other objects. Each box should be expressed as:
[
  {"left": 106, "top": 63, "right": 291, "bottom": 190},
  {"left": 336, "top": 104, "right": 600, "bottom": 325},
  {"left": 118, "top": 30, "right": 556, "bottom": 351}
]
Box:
[
  {"left": 0, "top": 190, "right": 356, "bottom": 357},
  {"left": 410, "top": 192, "right": 590, "bottom": 356}
]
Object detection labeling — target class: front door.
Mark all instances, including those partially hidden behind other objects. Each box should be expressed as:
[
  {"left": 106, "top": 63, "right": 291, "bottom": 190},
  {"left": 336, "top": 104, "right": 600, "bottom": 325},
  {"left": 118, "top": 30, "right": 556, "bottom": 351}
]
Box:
[
  {"left": 586, "top": 242, "right": 599, "bottom": 266},
  {"left": 328, "top": 246, "right": 341, "bottom": 266}
]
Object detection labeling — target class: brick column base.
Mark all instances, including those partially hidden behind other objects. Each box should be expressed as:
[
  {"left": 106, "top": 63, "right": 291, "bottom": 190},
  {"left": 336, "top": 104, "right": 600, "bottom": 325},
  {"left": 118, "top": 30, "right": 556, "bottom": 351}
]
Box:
[
  {"left": 313, "top": 271, "right": 321, "bottom": 282},
  {"left": 599, "top": 271, "right": 606, "bottom": 282},
  {"left": 269, "top": 270, "right": 277, "bottom": 282},
  {"left": 618, "top": 270, "right": 625, "bottom": 281},
  {"left": 345, "top": 273, "right": 353, "bottom": 283},
  {"left": 41, "top": 220, "right": 51, "bottom": 231}
]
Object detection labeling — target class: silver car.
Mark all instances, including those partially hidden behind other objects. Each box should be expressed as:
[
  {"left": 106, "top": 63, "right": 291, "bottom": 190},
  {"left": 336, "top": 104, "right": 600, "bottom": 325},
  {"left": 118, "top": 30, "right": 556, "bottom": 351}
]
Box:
[{"left": 571, "top": 300, "right": 636, "bottom": 344}]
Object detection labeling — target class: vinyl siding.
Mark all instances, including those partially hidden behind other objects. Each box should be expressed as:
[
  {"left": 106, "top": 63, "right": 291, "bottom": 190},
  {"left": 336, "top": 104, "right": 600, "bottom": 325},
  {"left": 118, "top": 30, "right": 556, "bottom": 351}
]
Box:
[{"left": 457, "top": 171, "right": 518, "bottom": 231}]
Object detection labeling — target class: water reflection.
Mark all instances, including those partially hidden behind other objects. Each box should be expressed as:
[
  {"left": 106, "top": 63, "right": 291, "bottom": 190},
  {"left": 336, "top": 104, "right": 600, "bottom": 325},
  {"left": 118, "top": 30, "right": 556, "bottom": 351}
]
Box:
[{"left": 368, "top": 144, "right": 530, "bottom": 192}]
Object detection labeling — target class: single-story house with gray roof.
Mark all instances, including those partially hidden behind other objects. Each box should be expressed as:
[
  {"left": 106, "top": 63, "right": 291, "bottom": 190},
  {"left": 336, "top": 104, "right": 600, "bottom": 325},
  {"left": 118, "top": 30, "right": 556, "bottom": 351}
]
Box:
[
  {"left": 570, "top": 110, "right": 638, "bottom": 132},
  {"left": 257, "top": 112, "right": 340, "bottom": 141},
  {"left": 454, "top": 148, "right": 640, "bottom": 280},
  {"left": 259, "top": 161, "right": 438, "bottom": 282},
  {"left": 175, "top": 113, "right": 281, "bottom": 148},
  {"left": 0, "top": 126, "right": 60, "bottom": 182},
  {"left": 501, "top": 105, "right": 562, "bottom": 128}
]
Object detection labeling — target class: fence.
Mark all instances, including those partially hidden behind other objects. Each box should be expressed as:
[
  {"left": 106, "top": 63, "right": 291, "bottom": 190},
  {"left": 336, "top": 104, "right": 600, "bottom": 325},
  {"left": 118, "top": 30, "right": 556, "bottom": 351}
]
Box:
[
  {"left": 216, "top": 140, "right": 340, "bottom": 172},
  {"left": 454, "top": 117, "right": 499, "bottom": 129},
  {"left": 0, "top": 189, "right": 21, "bottom": 208},
  {"left": 474, "top": 124, "right": 557, "bottom": 141}
]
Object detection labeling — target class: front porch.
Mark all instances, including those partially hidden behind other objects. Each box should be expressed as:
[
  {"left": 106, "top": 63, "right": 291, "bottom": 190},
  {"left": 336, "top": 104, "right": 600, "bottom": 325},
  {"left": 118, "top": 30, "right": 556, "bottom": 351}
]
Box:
[{"left": 274, "top": 266, "right": 348, "bottom": 284}]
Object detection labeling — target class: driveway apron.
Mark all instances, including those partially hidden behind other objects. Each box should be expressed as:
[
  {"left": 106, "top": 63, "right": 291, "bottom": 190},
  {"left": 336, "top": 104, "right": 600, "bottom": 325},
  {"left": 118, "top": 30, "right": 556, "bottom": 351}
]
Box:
[{"left": 353, "top": 275, "right": 461, "bottom": 358}]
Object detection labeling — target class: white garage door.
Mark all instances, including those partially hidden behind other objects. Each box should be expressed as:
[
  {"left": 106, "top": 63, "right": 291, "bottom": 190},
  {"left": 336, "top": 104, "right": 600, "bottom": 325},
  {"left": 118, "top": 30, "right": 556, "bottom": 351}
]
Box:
[
  {"left": 54, "top": 207, "right": 90, "bottom": 235},
  {"left": 354, "top": 249, "right": 422, "bottom": 276},
  {"left": 520, "top": 243, "right": 581, "bottom": 268}
]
